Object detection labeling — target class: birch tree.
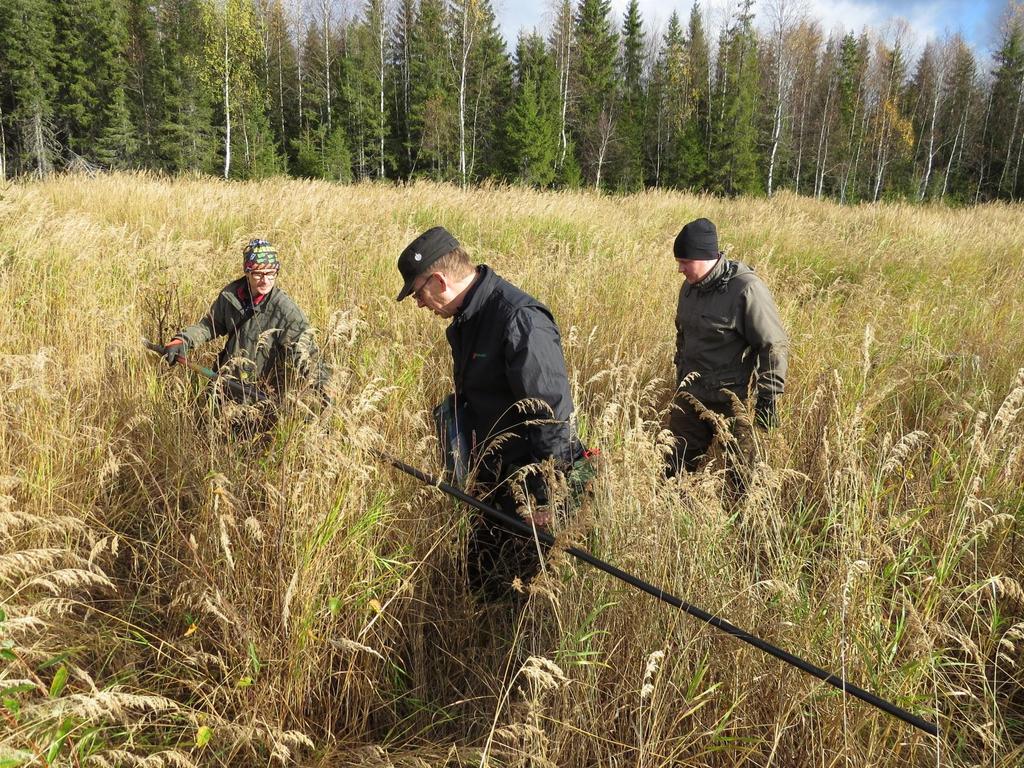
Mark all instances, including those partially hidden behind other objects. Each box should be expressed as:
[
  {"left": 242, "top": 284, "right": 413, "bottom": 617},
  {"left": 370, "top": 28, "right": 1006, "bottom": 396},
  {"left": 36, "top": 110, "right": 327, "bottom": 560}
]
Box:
[{"left": 764, "top": 0, "right": 801, "bottom": 196}]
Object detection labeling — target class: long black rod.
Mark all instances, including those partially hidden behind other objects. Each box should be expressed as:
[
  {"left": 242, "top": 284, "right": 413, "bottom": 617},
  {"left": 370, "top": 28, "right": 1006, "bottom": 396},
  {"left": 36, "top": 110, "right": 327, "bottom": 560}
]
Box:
[
  {"left": 142, "top": 338, "right": 269, "bottom": 404},
  {"left": 377, "top": 450, "right": 939, "bottom": 737}
]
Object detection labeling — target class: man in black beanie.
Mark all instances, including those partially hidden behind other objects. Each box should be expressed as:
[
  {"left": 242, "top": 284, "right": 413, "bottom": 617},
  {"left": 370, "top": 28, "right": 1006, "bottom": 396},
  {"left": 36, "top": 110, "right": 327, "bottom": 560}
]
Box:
[
  {"left": 397, "top": 226, "right": 590, "bottom": 601},
  {"left": 667, "top": 218, "right": 789, "bottom": 478}
]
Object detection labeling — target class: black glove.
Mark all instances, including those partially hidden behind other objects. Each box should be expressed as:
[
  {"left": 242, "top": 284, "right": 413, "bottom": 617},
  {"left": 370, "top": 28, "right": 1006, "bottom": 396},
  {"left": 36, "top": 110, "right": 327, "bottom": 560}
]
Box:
[
  {"left": 163, "top": 337, "right": 187, "bottom": 366},
  {"left": 755, "top": 396, "right": 778, "bottom": 430}
]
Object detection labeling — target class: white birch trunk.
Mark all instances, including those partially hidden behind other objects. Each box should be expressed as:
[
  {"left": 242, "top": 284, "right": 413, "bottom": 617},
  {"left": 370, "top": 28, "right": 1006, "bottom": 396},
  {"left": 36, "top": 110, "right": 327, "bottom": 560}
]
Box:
[
  {"left": 32, "top": 111, "right": 50, "bottom": 177},
  {"left": 378, "top": 1, "right": 386, "bottom": 178},
  {"left": 401, "top": 2, "right": 412, "bottom": 171},
  {"left": 940, "top": 108, "right": 965, "bottom": 200},
  {"left": 920, "top": 68, "right": 943, "bottom": 201},
  {"left": 813, "top": 78, "right": 832, "bottom": 199},
  {"left": 293, "top": 0, "right": 303, "bottom": 133},
  {"left": 766, "top": 1, "right": 792, "bottom": 198},
  {"left": 322, "top": 0, "right": 332, "bottom": 132},
  {"left": 558, "top": 36, "right": 570, "bottom": 167},
  {"left": 278, "top": 10, "right": 286, "bottom": 142},
  {"left": 767, "top": 96, "right": 783, "bottom": 196},
  {"left": 654, "top": 94, "right": 663, "bottom": 186},
  {"left": 0, "top": 104, "right": 6, "bottom": 182},
  {"left": 974, "top": 90, "right": 993, "bottom": 203},
  {"left": 872, "top": 53, "right": 899, "bottom": 203},
  {"left": 457, "top": 3, "right": 474, "bottom": 188},
  {"left": 595, "top": 108, "right": 613, "bottom": 190},
  {"left": 840, "top": 82, "right": 865, "bottom": 203},
  {"left": 223, "top": 12, "right": 232, "bottom": 179}
]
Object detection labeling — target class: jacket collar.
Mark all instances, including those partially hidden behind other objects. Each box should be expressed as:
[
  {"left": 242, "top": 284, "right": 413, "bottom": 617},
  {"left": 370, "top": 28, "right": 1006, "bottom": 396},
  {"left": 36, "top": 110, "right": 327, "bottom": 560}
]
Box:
[
  {"left": 452, "top": 265, "right": 494, "bottom": 324},
  {"left": 685, "top": 256, "right": 736, "bottom": 296},
  {"left": 225, "top": 276, "right": 276, "bottom": 312}
]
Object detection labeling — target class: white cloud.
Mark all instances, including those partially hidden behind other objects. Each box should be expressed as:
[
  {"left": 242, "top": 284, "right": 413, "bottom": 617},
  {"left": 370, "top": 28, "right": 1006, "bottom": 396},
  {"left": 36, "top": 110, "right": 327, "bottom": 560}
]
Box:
[{"left": 496, "top": 0, "right": 998, "bottom": 57}]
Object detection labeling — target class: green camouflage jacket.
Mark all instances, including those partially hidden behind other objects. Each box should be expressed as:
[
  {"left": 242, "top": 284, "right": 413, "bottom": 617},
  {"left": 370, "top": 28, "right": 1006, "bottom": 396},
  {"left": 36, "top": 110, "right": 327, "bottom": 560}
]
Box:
[
  {"left": 674, "top": 257, "right": 789, "bottom": 405},
  {"left": 178, "top": 278, "right": 329, "bottom": 395}
]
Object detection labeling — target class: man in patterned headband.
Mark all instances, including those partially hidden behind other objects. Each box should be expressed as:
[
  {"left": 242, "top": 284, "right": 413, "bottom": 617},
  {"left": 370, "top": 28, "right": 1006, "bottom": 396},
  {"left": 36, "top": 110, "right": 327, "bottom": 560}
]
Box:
[{"left": 162, "top": 239, "right": 330, "bottom": 421}]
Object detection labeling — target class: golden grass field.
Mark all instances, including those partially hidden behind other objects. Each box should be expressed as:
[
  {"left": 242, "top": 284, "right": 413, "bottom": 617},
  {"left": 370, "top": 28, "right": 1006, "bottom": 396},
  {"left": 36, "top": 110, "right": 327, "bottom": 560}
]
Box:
[{"left": 1, "top": 173, "right": 1023, "bottom": 767}]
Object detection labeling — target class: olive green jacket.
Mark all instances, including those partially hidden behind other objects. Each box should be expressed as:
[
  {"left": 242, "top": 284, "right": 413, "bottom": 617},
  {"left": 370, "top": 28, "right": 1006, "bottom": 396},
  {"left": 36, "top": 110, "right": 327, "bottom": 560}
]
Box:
[
  {"left": 674, "top": 257, "right": 788, "bottom": 404},
  {"left": 178, "top": 278, "right": 329, "bottom": 394}
]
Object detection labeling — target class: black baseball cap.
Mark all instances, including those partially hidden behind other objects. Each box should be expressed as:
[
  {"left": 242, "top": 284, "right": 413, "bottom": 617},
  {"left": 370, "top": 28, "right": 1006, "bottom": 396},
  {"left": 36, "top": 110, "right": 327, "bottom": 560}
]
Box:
[
  {"left": 396, "top": 226, "right": 461, "bottom": 301},
  {"left": 674, "top": 218, "right": 720, "bottom": 260}
]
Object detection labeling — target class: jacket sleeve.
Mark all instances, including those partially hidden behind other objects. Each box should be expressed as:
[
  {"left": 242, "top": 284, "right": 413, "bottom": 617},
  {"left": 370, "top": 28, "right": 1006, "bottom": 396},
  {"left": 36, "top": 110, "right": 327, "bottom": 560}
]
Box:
[
  {"left": 280, "top": 300, "right": 331, "bottom": 390},
  {"left": 673, "top": 287, "right": 685, "bottom": 383},
  {"left": 179, "top": 293, "right": 232, "bottom": 349},
  {"left": 503, "top": 307, "right": 574, "bottom": 468},
  {"left": 738, "top": 280, "right": 789, "bottom": 400}
]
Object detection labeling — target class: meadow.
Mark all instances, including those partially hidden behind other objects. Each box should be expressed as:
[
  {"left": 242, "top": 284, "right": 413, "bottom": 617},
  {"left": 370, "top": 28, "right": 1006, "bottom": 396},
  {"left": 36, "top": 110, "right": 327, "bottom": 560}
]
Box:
[{"left": 1, "top": 174, "right": 1023, "bottom": 767}]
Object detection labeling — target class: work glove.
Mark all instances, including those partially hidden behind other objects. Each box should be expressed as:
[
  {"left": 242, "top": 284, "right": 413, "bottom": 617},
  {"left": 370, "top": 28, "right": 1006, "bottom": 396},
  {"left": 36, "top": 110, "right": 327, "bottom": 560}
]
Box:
[
  {"left": 162, "top": 337, "right": 187, "bottom": 366},
  {"left": 755, "top": 396, "right": 778, "bottom": 430}
]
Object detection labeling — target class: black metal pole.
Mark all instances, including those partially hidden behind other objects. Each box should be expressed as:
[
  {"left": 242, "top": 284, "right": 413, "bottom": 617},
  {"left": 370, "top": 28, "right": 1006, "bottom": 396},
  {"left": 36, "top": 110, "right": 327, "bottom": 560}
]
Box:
[
  {"left": 376, "top": 450, "right": 939, "bottom": 737},
  {"left": 142, "top": 338, "right": 269, "bottom": 404}
]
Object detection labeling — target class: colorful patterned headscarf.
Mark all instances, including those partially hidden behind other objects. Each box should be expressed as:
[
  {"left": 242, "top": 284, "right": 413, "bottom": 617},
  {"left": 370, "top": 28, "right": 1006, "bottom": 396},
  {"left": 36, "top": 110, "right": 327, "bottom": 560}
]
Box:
[{"left": 243, "top": 239, "right": 280, "bottom": 273}]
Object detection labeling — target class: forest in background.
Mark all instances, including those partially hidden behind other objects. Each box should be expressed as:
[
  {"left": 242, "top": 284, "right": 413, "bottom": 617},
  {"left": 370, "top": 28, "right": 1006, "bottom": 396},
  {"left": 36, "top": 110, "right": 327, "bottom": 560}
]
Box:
[{"left": 2, "top": 0, "right": 1024, "bottom": 203}]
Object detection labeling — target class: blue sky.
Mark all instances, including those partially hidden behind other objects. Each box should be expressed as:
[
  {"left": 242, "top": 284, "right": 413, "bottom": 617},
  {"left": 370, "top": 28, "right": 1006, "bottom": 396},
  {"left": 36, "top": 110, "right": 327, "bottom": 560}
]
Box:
[{"left": 493, "top": 0, "right": 1006, "bottom": 59}]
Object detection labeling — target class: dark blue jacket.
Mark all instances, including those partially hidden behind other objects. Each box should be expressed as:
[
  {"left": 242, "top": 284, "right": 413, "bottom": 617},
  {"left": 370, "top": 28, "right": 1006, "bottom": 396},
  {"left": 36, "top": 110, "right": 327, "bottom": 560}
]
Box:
[{"left": 446, "top": 266, "right": 581, "bottom": 484}]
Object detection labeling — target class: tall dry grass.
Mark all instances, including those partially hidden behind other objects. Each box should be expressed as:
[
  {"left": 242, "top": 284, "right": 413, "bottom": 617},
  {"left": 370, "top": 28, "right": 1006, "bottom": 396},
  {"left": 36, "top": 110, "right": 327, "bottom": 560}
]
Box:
[{"left": 1, "top": 173, "right": 1023, "bottom": 767}]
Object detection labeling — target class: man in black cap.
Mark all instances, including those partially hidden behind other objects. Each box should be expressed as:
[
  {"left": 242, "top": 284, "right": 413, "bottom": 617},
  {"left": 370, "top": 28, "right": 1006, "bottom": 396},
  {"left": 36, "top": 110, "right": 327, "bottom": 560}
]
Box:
[
  {"left": 667, "top": 218, "right": 789, "bottom": 478},
  {"left": 397, "top": 226, "right": 589, "bottom": 601}
]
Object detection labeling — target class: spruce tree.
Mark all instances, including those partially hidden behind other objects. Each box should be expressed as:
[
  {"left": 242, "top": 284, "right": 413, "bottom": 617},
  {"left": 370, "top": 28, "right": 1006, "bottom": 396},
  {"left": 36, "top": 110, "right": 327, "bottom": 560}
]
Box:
[
  {"left": 681, "top": 3, "right": 710, "bottom": 189},
  {"left": 615, "top": 0, "right": 645, "bottom": 190},
  {"left": 50, "top": 0, "right": 138, "bottom": 167},
  {"left": 711, "top": 0, "right": 760, "bottom": 195},
  {"left": 96, "top": 86, "right": 140, "bottom": 168},
  {"left": 345, "top": 0, "right": 390, "bottom": 179},
  {"left": 647, "top": 12, "right": 681, "bottom": 187},
  {"left": 155, "top": 0, "right": 218, "bottom": 173},
  {"left": 50, "top": 0, "right": 94, "bottom": 159},
  {"left": 0, "top": 0, "right": 58, "bottom": 176},
  {"left": 261, "top": 0, "right": 300, "bottom": 170},
  {"left": 388, "top": 0, "right": 416, "bottom": 178},
  {"left": 407, "top": 0, "right": 453, "bottom": 179},
  {"left": 572, "top": 0, "right": 618, "bottom": 189},
  {"left": 461, "top": 0, "right": 512, "bottom": 181},
  {"left": 829, "top": 32, "right": 869, "bottom": 202},
  {"left": 986, "top": 15, "right": 1024, "bottom": 200},
  {"left": 936, "top": 37, "right": 979, "bottom": 202},
  {"left": 299, "top": 19, "right": 328, "bottom": 133},
  {"left": 123, "top": 0, "right": 163, "bottom": 166},
  {"left": 505, "top": 32, "right": 560, "bottom": 186}
]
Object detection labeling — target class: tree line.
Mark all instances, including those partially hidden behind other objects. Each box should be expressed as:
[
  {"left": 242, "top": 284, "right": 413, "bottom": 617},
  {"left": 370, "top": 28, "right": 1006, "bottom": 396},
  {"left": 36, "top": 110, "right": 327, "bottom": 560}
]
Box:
[{"left": 2, "top": 0, "right": 1023, "bottom": 203}]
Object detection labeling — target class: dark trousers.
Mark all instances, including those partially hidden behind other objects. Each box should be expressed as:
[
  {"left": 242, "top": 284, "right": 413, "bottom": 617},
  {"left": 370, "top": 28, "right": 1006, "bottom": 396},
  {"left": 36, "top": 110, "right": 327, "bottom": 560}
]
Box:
[
  {"left": 466, "top": 485, "right": 547, "bottom": 602},
  {"left": 666, "top": 390, "right": 755, "bottom": 480},
  {"left": 465, "top": 454, "right": 597, "bottom": 602},
  {"left": 199, "top": 381, "right": 278, "bottom": 439}
]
